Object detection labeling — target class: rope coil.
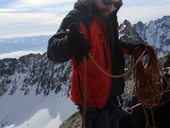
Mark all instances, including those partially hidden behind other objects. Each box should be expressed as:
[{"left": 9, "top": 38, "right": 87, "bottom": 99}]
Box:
[{"left": 132, "top": 46, "right": 164, "bottom": 108}]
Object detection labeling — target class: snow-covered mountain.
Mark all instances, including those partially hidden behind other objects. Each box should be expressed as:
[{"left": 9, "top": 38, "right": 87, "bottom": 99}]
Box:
[
  {"left": 133, "top": 15, "right": 170, "bottom": 55},
  {"left": 0, "top": 36, "right": 50, "bottom": 55},
  {"left": 119, "top": 15, "right": 170, "bottom": 55},
  {"left": 0, "top": 53, "right": 77, "bottom": 128}
]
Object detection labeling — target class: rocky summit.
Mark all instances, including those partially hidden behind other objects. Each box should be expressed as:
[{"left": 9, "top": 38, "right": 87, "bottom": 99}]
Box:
[{"left": 0, "top": 53, "right": 72, "bottom": 97}]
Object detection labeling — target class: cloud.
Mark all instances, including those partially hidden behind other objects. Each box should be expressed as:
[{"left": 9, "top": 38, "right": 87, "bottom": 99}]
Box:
[
  {"left": 0, "top": 12, "right": 62, "bottom": 26},
  {"left": 0, "top": 10, "right": 63, "bottom": 38},
  {"left": 124, "top": 0, "right": 170, "bottom": 6},
  {"left": 5, "top": 0, "right": 74, "bottom": 9},
  {"left": 118, "top": 1, "right": 170, "bottom": 24},
  {"left": 0, "top": 0, "right": 74, "bottom": 26},
  {"left": 0, "top": 0, "right": 75, "bottom": 38},
  {"left": 0, "top": 0, "right": 169, "bottom": 38}
]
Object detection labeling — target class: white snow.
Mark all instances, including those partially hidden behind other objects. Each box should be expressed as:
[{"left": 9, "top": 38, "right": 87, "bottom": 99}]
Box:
[
  {"left": 134, "top": 16, "right": 170, "bottom": 55},
  {"left": 0, "top": 86, "right": 77, "bottom": 128}
]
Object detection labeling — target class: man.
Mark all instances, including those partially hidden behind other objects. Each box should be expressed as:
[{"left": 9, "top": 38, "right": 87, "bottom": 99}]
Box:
[{"left": 47, "top": 0, "right": 145, "bottom": 127}]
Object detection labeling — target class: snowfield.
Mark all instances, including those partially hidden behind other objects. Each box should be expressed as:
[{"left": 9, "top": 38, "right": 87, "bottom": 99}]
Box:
[{"left": 0, "top": 86, "right": 77, "bottom": 128}]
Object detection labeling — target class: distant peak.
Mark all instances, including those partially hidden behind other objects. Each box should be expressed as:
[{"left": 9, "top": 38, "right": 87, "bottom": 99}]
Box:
[
  {"left": 123, "top": 19, "right": 131, "bottom": 26},
  {"left": 136, "top": 21, "right": 144, "bottom": 26}
]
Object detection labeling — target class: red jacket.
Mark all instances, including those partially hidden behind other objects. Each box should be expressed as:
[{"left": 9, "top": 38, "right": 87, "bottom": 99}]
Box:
[
  {"left": 47, "top": 1, "right": 134, "bottom": 108},
  {"left": 71, "top": 17, "right": 113, "bottom": 108}
]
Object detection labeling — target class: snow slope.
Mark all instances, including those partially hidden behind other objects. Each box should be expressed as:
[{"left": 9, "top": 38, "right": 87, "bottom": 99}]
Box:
[
  {"left": 0, "top": 53, "right": 77, "bottom": 128},
  {"left": 0, "top": 85, "right": 77, "bottom": 128}
]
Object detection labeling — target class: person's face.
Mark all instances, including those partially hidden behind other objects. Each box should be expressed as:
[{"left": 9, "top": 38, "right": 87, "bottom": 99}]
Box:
[{"left": 94, "top": 0, "right": 121, "bottom": 16}]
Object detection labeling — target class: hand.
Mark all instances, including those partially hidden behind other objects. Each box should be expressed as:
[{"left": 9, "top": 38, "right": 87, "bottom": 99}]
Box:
[
  {"left": 134, "top": 43, "right": 146, "bottom": 50},
  {"left": 133, "top": 43, "right": 151, "bottom": 55},
  {"left": 66, "top": 24, "right": 91, "bottom": 61}
]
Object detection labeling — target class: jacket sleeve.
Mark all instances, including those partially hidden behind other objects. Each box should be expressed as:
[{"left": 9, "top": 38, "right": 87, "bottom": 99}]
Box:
[
  {"left": 119, "top": 41, "right": 135, "bottom": 54},
  {"left": 47, "top": 12, "right": 79, "bottom": 63}
]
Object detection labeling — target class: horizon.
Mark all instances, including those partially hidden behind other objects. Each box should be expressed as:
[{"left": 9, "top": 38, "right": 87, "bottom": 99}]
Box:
[
  {"left": 0, "top": 34, "right": 51, "bottom": 39},
  {"left": 0, "top": 0, "right": 170, "bottom": 38},
  {"left": 0, "top": 15, "right": 169, "bottom": 40}
]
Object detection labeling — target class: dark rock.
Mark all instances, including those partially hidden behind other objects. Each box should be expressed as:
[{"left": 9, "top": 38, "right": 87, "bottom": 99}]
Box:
[{"left": 59, "top": 112, "right": 82, "bottom": 128}]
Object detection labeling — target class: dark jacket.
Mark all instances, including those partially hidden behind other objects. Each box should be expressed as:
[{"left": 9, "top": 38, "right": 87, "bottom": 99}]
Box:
[{"left": 47, "top": 1, "right": 134, "bottom": 108}]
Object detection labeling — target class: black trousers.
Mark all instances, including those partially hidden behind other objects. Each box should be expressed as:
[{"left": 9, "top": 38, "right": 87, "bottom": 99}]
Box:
[{"left": 77, "top": 97, "right": 123, "bottom": 128}]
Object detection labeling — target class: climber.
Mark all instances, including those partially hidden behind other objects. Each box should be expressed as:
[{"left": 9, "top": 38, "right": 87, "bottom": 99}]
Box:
[{"left": 47, "top": 0, "right": 147, "bottom": 127}]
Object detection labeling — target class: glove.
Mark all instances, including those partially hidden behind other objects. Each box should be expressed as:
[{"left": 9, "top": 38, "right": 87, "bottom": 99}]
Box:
[
  {"left": 120, "top": 41, "right": 147, "bottom": 55},
  {"left": 134, "top": 43, "right": 146, "bottom": 51},
  {"left": 132, "top": 43, "right": 149, "bottom": 56},
  {"left": 66, "top": 24, "right": 91, "bottom": 61}
]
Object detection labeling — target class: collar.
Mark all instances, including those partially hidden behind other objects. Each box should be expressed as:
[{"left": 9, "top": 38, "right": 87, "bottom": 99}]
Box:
[{"left": 74, "top": 0, "right": 121, "bottom": 18}]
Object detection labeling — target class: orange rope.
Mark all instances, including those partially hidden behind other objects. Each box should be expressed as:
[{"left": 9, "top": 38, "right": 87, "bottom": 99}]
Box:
[
  {"left": 132, "top": 46, "right": 165, "bottom": 128},
  {"left": 132, "top": 46, "right": 164, "bottom": 108},
  {"left": 82, "top": 57, "right": 87, "bottom": 128},
  {"left": 151, "top": 108, "right": 156, "bottom": 128},
  {"left": 88, "top": 46, "right": 147, "bottom": 78}
]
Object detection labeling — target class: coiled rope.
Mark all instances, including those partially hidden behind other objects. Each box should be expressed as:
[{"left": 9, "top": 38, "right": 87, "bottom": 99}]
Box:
[
  {"left": 132, "top": 46, "right": 165, "bottom": 128},
  {"left": 132, "top": 46, "right": 164, "bottom": 108}
]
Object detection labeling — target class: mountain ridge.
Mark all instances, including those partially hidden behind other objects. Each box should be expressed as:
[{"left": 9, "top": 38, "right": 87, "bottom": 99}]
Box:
[
  {"left": 0, "top": 53, "right": 71, "bottom": 96},
  {"left": 133, "top": 15, "right": 170, "bottom": 55},
  {"left": 0, "top": 35, "right": 50, "bottom": 55}
]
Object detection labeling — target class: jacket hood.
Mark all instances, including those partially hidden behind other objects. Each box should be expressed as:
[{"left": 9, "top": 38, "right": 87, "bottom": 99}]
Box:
[
  {"left": 74, "top": 0, "right": 102, "bottom": 17},
  {"left": 74, "top": 0, "right": 122, "bottom": 17}
]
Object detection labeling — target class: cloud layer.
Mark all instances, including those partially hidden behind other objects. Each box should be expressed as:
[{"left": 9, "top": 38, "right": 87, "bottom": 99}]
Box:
[
  {"left": 118, "top": 0, "right": 170, "bottom": 23},
  {"left": 0, "top": 0, "right": 170, "bottom": 38}
]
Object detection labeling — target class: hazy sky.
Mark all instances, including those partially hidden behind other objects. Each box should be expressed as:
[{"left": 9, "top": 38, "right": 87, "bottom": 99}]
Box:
[{"left": 0, "top": 0, "right": 170, "bottom": 38}]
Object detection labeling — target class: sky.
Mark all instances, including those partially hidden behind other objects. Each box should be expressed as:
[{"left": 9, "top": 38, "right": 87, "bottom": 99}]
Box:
[{"left": 0, "top": 0, "right": 170, "bottom": 38}]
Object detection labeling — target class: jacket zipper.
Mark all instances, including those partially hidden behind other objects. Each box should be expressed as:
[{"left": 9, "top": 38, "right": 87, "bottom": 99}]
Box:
[
  {"left": 102, "top": 22, "right": 112, "bottom": 100},
  {"left": 100, "top": 33, "right": 109, "bottom": 69},
  {"left": 77, "top": 74, "right": 84, "bottom": 100}
]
